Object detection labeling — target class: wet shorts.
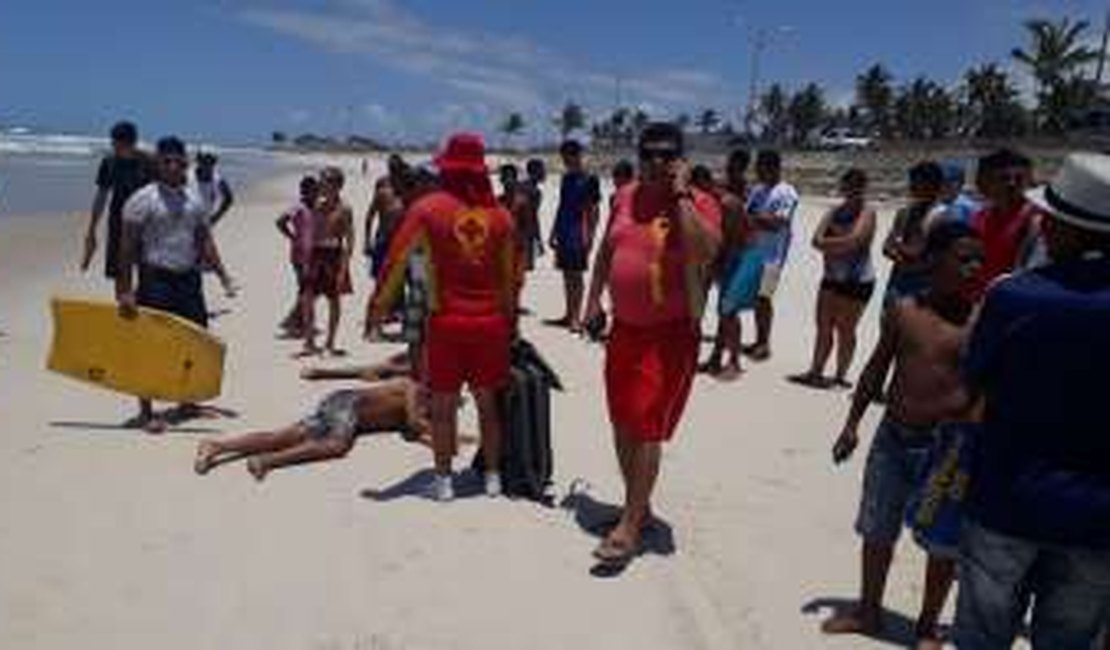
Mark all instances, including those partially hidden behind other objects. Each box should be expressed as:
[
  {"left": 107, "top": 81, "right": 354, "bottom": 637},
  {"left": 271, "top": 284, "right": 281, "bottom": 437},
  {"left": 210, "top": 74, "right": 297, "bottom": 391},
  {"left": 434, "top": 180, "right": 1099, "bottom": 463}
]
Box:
[
  {"left": 820, "top": 278, "right": 876, "bottom": 304},
  {"left": 855, "top": 418, "right": 936, "bottom": 545},
  {"left": 300, "top": 390, "right": 363, "bottom": 441}
]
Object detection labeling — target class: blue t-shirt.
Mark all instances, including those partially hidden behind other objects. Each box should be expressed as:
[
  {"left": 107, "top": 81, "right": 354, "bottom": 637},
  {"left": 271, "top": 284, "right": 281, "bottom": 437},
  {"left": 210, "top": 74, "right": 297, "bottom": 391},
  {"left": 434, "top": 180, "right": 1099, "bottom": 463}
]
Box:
[
  {"left": 933, "top": 192, "right": 980, "bottom": 226},
  {"left": 964, "top": 255, "right": 1110, "bottom": 548},
  {"left": 553, "top": 172, "right": 600, "bottom": 252},
  {"left": 746, "top": 181, "right": 799, "bottom": 267}
]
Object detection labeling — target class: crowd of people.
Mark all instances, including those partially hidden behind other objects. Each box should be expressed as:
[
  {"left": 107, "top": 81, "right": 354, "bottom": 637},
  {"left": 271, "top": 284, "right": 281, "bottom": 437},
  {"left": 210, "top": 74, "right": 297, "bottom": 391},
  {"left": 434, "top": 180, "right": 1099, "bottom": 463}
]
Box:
[{"left": 79, "top": 117, "right": 1109, "bottom": 648}]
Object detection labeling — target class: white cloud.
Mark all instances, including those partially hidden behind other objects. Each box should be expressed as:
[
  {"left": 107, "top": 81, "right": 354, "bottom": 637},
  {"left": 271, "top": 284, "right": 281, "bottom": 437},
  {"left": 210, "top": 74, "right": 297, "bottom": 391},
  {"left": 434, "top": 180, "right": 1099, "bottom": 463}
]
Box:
[{"left": 240, "top": 1, "right": 737, "bottom": 140}]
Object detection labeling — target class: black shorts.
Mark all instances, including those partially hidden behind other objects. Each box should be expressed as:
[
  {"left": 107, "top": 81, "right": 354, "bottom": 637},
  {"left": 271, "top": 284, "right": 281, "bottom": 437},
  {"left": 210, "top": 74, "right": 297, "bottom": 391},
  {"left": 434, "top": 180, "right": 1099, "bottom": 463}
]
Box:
[
  {"left": 821, "top": 278, "right": 875, "bottom": 304},
  {"left": 104, "top": 213, "right": 123, "bottom": 279},
  {"left": 137, "top": 266, "right": 208, "bottom": 328},
  {"left": 555, "top": 247, "right": 588, "bottom": 273}
]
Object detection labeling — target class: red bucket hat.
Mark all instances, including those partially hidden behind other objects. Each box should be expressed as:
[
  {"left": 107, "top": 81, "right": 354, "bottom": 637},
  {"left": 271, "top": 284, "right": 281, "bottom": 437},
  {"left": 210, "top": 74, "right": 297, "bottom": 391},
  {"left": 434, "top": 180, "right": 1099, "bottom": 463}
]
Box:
[{"left": 434, "top": 132, "right": 488, "bottom": 174}]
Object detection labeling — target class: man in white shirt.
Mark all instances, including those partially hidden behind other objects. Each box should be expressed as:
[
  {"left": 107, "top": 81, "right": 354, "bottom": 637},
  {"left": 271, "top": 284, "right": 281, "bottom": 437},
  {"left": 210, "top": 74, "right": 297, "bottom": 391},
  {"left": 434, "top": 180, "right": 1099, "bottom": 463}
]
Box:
[
  {"left": 116, "top": 136, "right": 233, "bottom": 433},
  {"left": 744, "top": 150, "right": 799, "bottom": 361}
]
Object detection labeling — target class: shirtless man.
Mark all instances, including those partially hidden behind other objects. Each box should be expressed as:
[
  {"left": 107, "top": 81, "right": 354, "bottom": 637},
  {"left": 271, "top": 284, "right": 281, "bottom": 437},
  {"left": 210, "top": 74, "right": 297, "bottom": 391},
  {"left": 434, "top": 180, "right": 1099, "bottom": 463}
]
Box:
[
  {"left": 365, "top": 172, "right": 407, "bottom": 282},
  {"left": 193, "top": 377, "right": 473, "bottom": 481},
  {"left": 701, "top": 149, "right": 753, "bottom": 379},
  {"left": 304, "top": 167, "right": 354, "bottom": 356},
  {"left": 823, "top": 222, "right": 984, "bottom": 650}
]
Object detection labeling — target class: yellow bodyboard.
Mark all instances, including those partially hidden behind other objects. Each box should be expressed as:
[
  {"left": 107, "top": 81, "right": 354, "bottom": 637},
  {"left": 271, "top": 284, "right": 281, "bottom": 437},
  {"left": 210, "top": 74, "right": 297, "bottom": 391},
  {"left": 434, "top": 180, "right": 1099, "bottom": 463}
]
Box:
[{"left": 47, "top": 297, "right": 225, "bottom": 402}]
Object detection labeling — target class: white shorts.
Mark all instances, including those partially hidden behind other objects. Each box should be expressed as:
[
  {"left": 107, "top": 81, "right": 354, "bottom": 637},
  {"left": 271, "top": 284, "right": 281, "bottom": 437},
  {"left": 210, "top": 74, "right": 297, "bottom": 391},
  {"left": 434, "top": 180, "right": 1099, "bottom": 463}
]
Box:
[{"left": 758, "top": 263, "right": 783, "bottom": 299}]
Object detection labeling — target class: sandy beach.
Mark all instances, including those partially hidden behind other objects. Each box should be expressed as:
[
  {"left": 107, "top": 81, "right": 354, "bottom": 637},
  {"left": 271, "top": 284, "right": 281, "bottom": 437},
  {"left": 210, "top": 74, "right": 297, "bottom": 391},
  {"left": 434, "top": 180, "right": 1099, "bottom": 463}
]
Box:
[{"left": 0, "top": 156, "right": 977, "bottom": 649}]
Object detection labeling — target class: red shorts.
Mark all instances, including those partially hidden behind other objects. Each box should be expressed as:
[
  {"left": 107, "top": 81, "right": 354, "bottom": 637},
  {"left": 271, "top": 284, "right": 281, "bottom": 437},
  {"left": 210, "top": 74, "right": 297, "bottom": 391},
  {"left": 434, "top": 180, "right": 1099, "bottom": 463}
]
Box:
[
  {"left": 425, "top": 314, "right": 512, "bottom": 393},
  {"left": 605, "top": 319, "right": 698, "bottom": 442}
]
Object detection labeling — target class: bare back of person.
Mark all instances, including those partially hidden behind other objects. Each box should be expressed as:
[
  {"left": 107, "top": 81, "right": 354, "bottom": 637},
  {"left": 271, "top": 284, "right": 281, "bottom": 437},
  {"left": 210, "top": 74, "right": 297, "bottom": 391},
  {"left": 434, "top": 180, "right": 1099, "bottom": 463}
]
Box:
[
  {"left": 351, "top": 376, "right": 420, "bottom": 434},
  {"left": 885, "top": 296, "right": 971, "bottom": 428}
]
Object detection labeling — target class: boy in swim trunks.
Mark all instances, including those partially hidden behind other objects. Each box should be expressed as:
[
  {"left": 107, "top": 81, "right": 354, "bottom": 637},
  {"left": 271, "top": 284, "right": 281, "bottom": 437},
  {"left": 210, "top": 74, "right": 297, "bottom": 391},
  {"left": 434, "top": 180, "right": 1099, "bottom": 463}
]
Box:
[
  {"left": 823, "top": 222, "right": 984, "bottom": 649},
  {"left": 701, "top": 148, "right": 753, "bottom": 379},
  {"left": 304, "top": 167, "right": 354, "bottom": 357}
]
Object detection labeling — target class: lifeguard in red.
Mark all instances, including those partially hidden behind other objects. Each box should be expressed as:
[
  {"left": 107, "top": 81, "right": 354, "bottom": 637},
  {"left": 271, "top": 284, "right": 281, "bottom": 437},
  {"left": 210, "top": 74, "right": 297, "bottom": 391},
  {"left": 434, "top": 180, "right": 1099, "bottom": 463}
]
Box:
[
  {"left": 604, "top": 183, "right": 721, "bottom": 441},
  {"left": 369, "top": 157, "right": 516, "bottom": 393},
  {"left": 367, "top": 133, "right": 516, "bottom": 501}
]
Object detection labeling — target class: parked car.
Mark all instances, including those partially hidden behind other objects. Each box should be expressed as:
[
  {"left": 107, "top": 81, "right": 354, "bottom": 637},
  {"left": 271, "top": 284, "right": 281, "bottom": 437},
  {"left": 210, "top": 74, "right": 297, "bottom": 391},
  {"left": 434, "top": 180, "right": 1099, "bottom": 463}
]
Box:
[{"left": 816, "top": 128, "right": 874, "bottom": 150}]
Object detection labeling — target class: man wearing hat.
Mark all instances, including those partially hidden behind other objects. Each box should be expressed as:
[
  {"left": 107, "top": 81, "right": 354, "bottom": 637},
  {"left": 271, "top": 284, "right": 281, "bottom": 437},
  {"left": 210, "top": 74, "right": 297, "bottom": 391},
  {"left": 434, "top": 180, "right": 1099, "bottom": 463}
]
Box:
[
  {"left": 954, "top": 153, "right": 1110, "bottom": 649},
  {"left": 366, "top": 133, "right": 516, "bottom": 502}
]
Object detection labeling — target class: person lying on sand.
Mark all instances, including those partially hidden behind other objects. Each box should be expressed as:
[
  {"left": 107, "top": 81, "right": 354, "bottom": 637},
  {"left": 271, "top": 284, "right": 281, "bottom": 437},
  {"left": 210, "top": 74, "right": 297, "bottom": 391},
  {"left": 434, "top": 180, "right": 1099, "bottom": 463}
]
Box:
[{"left": 194, "top": 377, "right": 473, "bottom": 481}]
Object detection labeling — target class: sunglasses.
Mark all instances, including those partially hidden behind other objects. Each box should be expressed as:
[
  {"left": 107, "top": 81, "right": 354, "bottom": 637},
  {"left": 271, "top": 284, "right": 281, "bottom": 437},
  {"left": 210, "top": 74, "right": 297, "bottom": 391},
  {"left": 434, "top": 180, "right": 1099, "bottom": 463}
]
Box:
[{"left": 639, "top": 146, "right": 681, "bottom": 162}]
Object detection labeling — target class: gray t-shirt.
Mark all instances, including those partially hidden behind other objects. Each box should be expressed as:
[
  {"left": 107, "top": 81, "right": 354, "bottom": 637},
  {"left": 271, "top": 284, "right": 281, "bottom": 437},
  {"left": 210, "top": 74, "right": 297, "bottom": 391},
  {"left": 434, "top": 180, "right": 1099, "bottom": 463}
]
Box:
[{"left": 122, "top": 182, "right": 213, "bottom": 272}]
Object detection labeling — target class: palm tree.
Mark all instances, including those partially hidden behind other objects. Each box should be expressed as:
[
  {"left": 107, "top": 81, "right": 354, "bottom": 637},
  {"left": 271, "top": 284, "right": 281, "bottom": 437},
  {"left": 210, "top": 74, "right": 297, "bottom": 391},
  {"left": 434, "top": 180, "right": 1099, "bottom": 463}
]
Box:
[
  {"left": 963, "top": 63, "right": 1028, "bottom": 138},
  {"left": 631, "top": 108, "right": 650, "bottom": 137},
  {"left": 855, "top": 64, "right": 895, "bottom": 138},
  {"left": 696, "top": 108, "right": 721, "bottom": 134},
  {"left": 893, "top": 77, "right": 956, "bottom": 140},
  {"left": 787, "top": 83, "right": 827, "bottom": 145},
  {"left": 498, "top": 112, "right": 526, "bottom": 149},
  {"left": 759, "top": 83, "right": 790, "bottom": 144},
  {"left": 675, "top": 113, "right": 692, "bottom": 132},
  {"left": 1012, "top": 17, "right": 1100, "bottom": 131},
  {"left": 554, "top": 102, "right": 587, "bottom": 140}
]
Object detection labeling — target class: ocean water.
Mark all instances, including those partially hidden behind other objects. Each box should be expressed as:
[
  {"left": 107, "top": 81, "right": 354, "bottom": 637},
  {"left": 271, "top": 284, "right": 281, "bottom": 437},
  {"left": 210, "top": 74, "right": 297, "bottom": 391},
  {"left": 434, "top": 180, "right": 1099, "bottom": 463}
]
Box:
[{"left": 0, "top": 132, "right": 287, "bottom": 217}]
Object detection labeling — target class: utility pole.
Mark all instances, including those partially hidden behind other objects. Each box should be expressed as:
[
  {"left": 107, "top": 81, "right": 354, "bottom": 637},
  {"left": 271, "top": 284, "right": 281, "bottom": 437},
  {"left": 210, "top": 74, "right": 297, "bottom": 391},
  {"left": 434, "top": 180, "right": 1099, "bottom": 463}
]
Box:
[
  {"left": 1097, "top": 7, "right": 1110, "bottom": 89},
  {"left": 745, "top": 28, "right": 768, "bottom": 136},
  {"left": 743, "top": 25, "right": 794, "bottom": 137}
]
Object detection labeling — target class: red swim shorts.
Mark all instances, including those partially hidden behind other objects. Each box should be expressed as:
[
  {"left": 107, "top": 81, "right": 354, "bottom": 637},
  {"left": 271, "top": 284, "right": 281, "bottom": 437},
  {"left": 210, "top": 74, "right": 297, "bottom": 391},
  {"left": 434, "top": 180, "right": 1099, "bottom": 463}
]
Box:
[
  {"left": 605, "top": 319, "right": 699, "bottom": 442},
  {"left": 425, "top": 313, "right": 512, "bottom": 393}
]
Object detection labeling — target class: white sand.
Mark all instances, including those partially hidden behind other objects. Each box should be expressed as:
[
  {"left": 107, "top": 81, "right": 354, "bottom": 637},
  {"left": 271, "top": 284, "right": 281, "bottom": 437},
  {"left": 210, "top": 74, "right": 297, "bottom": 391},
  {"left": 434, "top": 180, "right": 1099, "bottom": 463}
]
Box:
[{"left": 0, "top": 157, "right": 974, "bottom": 649}]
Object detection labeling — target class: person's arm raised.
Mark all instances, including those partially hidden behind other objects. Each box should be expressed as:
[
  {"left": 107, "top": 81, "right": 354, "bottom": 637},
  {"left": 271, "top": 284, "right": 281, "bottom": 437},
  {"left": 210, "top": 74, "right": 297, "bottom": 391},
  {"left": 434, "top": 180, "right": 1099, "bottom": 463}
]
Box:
[
  {"left": 671, "top": 161, "right": 720, "bottom": 265},
  {"left": 833, "top": 305, "right": 900, "bottom": 463}
]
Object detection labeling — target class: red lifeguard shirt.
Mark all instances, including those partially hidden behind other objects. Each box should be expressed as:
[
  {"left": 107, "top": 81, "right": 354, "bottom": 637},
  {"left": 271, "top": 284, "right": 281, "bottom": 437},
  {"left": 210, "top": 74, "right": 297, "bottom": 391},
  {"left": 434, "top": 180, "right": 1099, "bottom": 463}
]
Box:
[
  {"left": 370, "top": 190, "right": 516, "bottom": 320},
  {"left": 606, "top": 183, "right": 722, "bottom": 326}
]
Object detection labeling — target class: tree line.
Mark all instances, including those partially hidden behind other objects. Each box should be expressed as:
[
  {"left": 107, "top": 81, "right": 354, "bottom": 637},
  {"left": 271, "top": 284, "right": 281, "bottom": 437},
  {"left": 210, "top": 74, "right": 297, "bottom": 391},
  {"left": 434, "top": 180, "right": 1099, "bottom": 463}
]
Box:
[{"left": 496, "top": 16, "right": 1103, "bottom": 148}]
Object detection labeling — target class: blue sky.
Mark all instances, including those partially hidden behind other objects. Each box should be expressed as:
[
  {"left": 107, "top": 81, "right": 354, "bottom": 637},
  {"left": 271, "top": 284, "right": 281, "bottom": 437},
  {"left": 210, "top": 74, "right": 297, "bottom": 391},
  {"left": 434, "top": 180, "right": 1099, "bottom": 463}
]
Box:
[{"left": 0, "top": 0, "right": 1104, "bottom": 145}]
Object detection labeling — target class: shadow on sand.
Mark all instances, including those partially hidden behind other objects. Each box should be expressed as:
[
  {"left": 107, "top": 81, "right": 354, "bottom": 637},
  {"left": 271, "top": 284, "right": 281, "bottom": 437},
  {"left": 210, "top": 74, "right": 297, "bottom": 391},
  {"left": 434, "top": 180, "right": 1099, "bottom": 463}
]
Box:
[
  {"left": 49, "top": 421, "right": 221, "bottom": 434},
  {"left": 559, "top": 483, "right": 676, "bottom": 578},
  {"left": 360, "top": 468, "right": 488, "bottom": 503},
  {"left": 49, "top": 403, "right": 239, "bottom": 436}
]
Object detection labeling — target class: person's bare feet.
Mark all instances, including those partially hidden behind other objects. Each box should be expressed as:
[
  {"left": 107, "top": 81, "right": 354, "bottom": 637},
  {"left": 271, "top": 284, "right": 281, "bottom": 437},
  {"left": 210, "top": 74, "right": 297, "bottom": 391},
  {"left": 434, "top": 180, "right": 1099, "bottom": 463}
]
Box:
[
  {"left": 698, "top": 359, "right": 722, "bottom": 375},
  {"left": 913, "top": 619, "right": 945, "bottom": 650},
  {"left": 294, "top": 345, "right": 322, "bottom": 359},
  {"left": 744, "top": 344, "right": 771, "bottom": 361},
  {"left": 820, "top": 606, "right": 881, "bottom": 637},
  {"left": 143, "top": 417, "right": 168, "bottom": 434},
  {"left": 593, "top": 526, "right": 639, "bottom": 566},
  {"left": 716, "top": 363, "right": 744, "bottom": 382},
  {"left": 194, "top": 441, "right": 218, "bottom": 475},
  {"left": 246, "top": 457, "right": 269, "bottom": 482}
]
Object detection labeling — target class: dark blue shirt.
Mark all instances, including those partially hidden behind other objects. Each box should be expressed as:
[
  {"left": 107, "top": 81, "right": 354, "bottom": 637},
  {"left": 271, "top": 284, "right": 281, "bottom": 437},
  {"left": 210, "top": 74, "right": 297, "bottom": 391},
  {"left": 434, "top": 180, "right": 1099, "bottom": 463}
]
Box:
[
  {"left": 964, "top": 254, "right": 1110, "bottom": 548},
  {"left": 553, "top": 172, "right": 600, "bottom": 252}
]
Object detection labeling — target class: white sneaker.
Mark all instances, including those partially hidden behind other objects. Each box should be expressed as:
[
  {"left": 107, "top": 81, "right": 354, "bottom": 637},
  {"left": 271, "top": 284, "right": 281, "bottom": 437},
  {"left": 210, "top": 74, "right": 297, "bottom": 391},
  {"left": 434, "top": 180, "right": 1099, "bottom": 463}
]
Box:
[
  {"left": 484, "top": 472, "right": 502, "bottom": 498},
  {"left": 433, "top": 474, "right": 455, "bottom": 502}
]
